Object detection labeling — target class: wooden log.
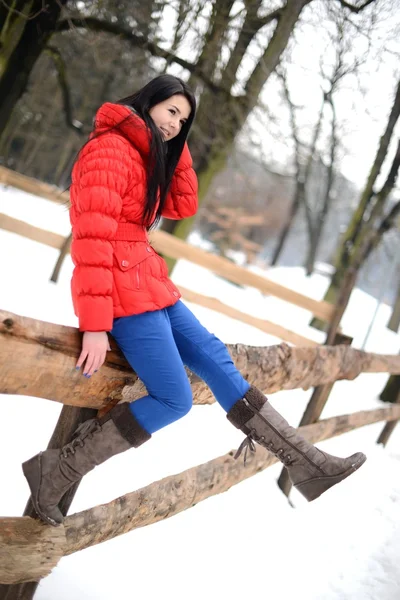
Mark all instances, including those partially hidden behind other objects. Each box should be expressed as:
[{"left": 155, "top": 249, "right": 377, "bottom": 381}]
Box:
[
  {"left": 376, "top": 389, "right": 400, "bottom": 447},
  {"left": 177, "top": 286, "right": 318, "bottom": 347},
  {"left": 203, "top": 211, "right": 265, "bottom": 227},
  {"left": 0, "top": 167, "right": 67, "bottom": 205},
  {"left": 1, "top": 404, "right": 400, "bottom": 585},
  {"left": 0, "top": 213, "right": 64, "bottom": 249},
  {"left": 150, "top": 230, "right": 334, "bottom": 321},
  {"left": 300, "top": 268, "right": 358, "bottom": 426},
  {"left": 1, "top": 310, "right": 400, "bottom": 409},
  {"left": 0, "top": 309, "right": 130, "bottom": 409},
  {"left": 0, "top": 518, "right": 65, "bottom": 584},
  {"left": 0, "top": 406, "right": 98, "bottom": 600},
  {"left": 299, "top": 333, "right": 353, "bottom": 426},
  {"left": 67, "top": 405, "right": 381, "bottom": 556}
]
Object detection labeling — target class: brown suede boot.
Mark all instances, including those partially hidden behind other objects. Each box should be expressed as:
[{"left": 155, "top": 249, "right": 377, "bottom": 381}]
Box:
[
  {"left": 22, "top": 403, "right": 150, "bottom": 526},
  {"left": 227, "top": 385, "right": 366, "bottom": 501}
]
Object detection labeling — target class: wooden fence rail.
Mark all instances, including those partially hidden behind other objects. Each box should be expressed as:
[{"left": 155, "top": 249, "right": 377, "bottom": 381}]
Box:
[
  {"left": 0, "top": 166, "right": 68, "bottom": 204},
  {"left": 151, "top": 230, "right": 334, "bottom": 321},
  {"left": 1, "top": 167, "right": 399, "bottom": 600},
  {"left": 1, "top": 403, "right": 400, "bottom": 585},
  {"left": 2, "top": 309, "right": 400, "bottom": 410},
  {"left": 0, "top": 165, "right": 334, "bottom": 322}
]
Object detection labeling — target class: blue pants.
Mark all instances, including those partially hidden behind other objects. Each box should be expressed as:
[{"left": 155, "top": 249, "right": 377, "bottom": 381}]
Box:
[{"left": 111, "top": 301, "right": 250, "bottom": 434}]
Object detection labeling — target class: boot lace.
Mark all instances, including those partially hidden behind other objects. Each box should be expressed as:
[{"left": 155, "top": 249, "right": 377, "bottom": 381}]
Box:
[
  {"left": 61, "top": 418, "right": 102, "bottom": 459},
  {"left": 234, "top": 429, "right": 293, "bottom": 467},
  {"left": 234, "top": 435, "right": 256, "bottom": 464}
]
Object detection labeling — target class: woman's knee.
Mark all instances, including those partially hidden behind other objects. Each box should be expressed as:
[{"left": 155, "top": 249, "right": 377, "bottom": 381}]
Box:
[
  {"left": 155, "top": 376, "right": 193, "bottom": 420},
  {"left": 173, "top": 377, "right": 193, "bottom": 418}
]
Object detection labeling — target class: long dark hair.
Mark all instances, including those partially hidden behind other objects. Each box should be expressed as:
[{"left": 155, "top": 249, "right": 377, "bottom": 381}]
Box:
[{"left": 117, "top": 75, "right": 196, "bottom": 227}]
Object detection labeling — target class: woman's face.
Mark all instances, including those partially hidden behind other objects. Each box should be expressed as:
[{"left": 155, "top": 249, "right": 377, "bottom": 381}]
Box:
[{"left": 149, "top": 94, "right": 191, "bottom": 141}]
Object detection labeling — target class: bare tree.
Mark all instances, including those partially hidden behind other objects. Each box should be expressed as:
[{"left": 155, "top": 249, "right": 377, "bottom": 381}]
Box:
[
  {"left": 271, "top": 2, "right": 375, "bottom": 273},
  {"left": 0, "top": 0, "right": 383, "bottom": 264},
  {"left": 313, "top": 78, "right": 400, "bottom": 326}
]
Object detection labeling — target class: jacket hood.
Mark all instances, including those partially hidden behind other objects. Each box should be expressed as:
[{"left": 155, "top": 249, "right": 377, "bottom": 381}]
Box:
[{"left": 93, "top": 102, "right": 151, "bottom": 157}]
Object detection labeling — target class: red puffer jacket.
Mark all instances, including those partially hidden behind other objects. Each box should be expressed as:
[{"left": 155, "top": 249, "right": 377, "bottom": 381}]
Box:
[{"left": 69, "top": 103, "right": 198, "bottom": 332}]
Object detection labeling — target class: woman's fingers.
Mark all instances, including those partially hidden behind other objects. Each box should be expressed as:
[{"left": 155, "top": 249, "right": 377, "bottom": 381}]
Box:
[
  {"left": 82, "top": 352, "right": 96, "bottom": 376},
  {"left": 78, "top": 351, "right": 107, "bottom": 377},
  {"left": 76, "top": 332, "right": 109, "bottom": 377},
  {"left": 91, "top": 352, "right": 106, "bottom": 376},
  {"left": 76, "top": 349, "right": 88, "bottom": 370}
]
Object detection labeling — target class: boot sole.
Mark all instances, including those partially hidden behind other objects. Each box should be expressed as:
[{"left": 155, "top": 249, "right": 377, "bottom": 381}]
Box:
[
  {"left": 295, "top": 453, "right": 367, "bottom": 502},
  {"left": 22, "top": 454, "right": 63, "bottom": 527}
]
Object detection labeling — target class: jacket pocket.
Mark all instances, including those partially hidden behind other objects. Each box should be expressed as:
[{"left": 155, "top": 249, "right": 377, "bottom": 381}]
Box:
[
  {"left": 114, "top": 241, "right": 153, "bottom": 270},
  {"left": 113, "top": 242, "right": 154, "bottom": 291}
]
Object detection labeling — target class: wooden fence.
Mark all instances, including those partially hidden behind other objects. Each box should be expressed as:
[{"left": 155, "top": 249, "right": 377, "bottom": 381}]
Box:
[
  {"left": 0, "top": 166, "right": 333, "bottom": 344},
  {"left": 1, "top": 166, "right": 399, "bottom": 595}
]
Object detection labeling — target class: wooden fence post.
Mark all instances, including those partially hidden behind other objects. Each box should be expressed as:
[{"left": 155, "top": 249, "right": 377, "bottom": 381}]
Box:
[
  {"left": 50, "top": 232, "right": 71, "bottom": 283},
  {"left": 0, "top": 406, "right": 97, "bottom": 600},
  {"left": 277, "top": 268, "right": 357, "bottom": 499}
]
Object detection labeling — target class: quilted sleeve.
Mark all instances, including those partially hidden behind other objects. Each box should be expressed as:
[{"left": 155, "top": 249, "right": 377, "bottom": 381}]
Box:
[
  {"left": 161, "top": 142, "right": 198, "bottom": 219},
  {"left": 70, "top": 135, "right": 131, "bottom": 332}
]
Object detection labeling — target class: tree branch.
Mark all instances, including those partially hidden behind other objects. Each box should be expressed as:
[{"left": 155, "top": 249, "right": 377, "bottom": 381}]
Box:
[
  {"left": 352, "top": 140, "right": 400, "bottom": 266},
  {"left": 243, "top": 0, "right": 312, "bottom": 114},
  {"left": 257, "top": 7, "right": 283, "bottom": 28},
  {"left": 220, "top": 0, "right": 264, "bottom": 90},
  {"left": 55, "top": 17, "right": 218, "bottom": 92},
  {"left": 0, "top": 0, "right": 47, "bottom": 20},
  {"left": 336, "top": 0, "right": 376, "bottom": 12}
]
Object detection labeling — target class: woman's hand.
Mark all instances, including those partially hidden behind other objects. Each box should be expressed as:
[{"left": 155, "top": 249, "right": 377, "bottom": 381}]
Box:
[{"left": 76, "top": 331, "right": 111, "bottom": 377}]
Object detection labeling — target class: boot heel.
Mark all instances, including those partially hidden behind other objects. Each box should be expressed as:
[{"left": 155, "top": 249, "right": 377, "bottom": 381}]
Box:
[
  {"left": 22, "top": 454, "right": 42, "bottom": 495},
  {"left": 295, "top": 453, "right": 367, "bottom": 501},
  {"left": 22, "top": 454, "right": 62, "bottom": 527}
]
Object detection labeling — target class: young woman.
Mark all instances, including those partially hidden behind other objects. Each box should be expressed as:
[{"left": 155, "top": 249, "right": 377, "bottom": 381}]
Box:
[{"left": 22, "top": 75, "right": 366, "bottom": 526}]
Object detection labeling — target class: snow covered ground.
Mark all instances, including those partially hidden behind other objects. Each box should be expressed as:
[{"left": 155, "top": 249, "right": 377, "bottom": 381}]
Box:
[{"left": 1, "top": 185, "right": 400, "bottom": 600}]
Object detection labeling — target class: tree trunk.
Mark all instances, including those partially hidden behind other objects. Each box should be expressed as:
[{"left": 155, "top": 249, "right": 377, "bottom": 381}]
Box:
[
  {"left": 0, "top": 1, "right": 33, "bottom": 73},
  {"left": 1, "top": 309, "right": 400, "bottom": 410},
  {"left": 160, "top": 0, "right": 311, "bottom": 272},
  {"left": 270, "top": 177, "right": 301, "bottom": 266},
  {"left": 311, "top": 136, "right": 400, "bottom": 331},
  {"left": 0, "top": 0, "right": 68, "bottom": 136},
  {"left": 1, "top": 402, "right": 400, "bottom": 585},
  {"left": 335, "top": 79, "right": 400, "bottom": 267},
  {"left": 304, "top": 96, "right": 338, "bottom": 276},
  {"left": 313, "top": 79, "right": 400, "bottom": 321}
]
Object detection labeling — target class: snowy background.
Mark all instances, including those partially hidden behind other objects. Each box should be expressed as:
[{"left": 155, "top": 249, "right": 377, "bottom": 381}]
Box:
[{"left": 1, "top": 185, "right": 400, "bottom": 600}]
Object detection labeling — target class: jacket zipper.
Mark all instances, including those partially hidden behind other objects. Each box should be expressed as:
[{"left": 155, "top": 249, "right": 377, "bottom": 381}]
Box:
[{"left": 136, "top": 264, "right": 140, "bottom": 290}]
